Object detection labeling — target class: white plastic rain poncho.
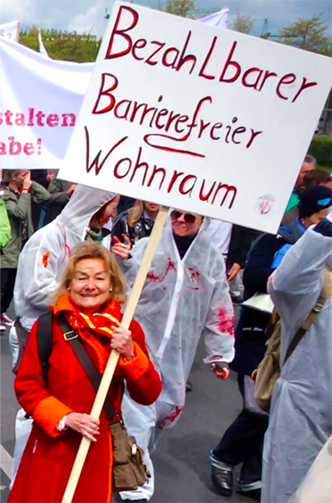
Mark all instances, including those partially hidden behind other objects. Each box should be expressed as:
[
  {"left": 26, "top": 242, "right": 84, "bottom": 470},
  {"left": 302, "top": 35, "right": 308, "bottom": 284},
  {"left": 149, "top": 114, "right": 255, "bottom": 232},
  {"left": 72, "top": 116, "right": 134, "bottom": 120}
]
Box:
[
  {"left": 287, "top": 434, "right": 332, "bottom": 503},
  {"left": 14, "top": 184, "right": 117, "bottom": 331},
  {"left": 119, "top": 217, "right": 235, "bottom": 500},
  {"left": 262, "top": 227, "right": 332, "bottom": 503}
]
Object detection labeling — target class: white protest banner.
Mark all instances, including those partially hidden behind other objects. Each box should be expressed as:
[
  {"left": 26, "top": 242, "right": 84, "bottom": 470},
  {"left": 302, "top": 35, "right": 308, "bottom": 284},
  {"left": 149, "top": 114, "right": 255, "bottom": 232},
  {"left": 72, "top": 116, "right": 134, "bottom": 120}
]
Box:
[
  {"left": 0, "top": 21, "right": 19, "bottom": 42},
  {"left": 59, "top": 1, "right": 332, "bottom": 233},
  {"left": 0, "top": 38, "right": 93, "bottom": 169},
  {"left": 38, "top": 28, "right": 50, "bottom": 58},
  {"left": 198, "top": 8, "right": 228, "bottom": 28}
]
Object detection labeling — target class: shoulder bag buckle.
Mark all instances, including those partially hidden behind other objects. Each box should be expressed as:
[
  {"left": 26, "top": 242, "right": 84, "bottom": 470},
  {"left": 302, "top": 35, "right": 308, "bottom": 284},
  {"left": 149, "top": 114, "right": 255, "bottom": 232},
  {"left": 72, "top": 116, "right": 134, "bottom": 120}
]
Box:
[{"left": 63, "top": 330, "right": 79, "bottom": 341}]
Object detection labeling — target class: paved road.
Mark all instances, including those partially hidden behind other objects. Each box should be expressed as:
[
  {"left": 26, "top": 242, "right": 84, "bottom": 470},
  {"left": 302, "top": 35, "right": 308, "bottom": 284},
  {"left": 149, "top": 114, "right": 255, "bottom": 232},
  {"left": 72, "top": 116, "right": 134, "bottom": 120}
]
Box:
[{"left": 0, "top": 305, "right": 255, "bottom": 503}]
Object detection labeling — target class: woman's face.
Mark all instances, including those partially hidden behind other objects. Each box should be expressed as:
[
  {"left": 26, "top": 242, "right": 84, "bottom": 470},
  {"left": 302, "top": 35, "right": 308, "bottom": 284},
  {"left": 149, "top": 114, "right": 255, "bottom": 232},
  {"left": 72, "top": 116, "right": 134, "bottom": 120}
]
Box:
[
  {"left": 89, "top": 195, "right": 120, "bottom": 229},
  {"left": 143, "top": 202, "right": 160, "bottom": 213},
  {"left": 13, "top": 170, "right": 30, "bottom": 186},
  {"left": 302, "top": 208, "right": 329, "bottom": 229},
  {"left": 171, "top": 210, "right": 203, "bottom": 237},
  {"left": 68, "top": 258, "right": 112, "bottom": 312}
]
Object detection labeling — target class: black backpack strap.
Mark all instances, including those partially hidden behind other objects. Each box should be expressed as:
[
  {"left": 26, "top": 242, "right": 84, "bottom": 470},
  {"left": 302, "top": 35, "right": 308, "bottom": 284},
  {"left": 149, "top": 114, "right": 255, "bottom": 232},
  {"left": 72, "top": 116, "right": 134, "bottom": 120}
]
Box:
[
  {"left": 37, "top": 310, "right": 54, "bottom": 376},
  {"left": 56, "top": 312, "right": 116, "bottom": 421}
]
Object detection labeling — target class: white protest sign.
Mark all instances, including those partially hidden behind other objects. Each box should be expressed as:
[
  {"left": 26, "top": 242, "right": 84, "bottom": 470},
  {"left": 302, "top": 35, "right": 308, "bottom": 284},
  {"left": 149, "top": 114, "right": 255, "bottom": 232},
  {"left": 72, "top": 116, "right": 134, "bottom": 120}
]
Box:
[
  {"left": 0, "top": 21, "right": 19, "bottom": 42},
  {"left": 59, "top": 1, "right": 332, "bottom": 232},
  {"left": 0, "top": 38, "right": 93, "bottom": 169}
]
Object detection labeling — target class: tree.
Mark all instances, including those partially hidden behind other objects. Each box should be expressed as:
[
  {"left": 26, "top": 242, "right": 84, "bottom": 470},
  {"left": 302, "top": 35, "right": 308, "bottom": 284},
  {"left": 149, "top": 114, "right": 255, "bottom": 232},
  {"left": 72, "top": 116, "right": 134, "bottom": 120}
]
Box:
[
  {"left": 157, "top": 0, "right": 197, "bottom": 18},
  {"left": 279, "top": 16, "right": 331, "bottom": 55},
  {"left": 232, "top": 11, "right": 254, "bottom": 34},
  {"left": 19, "top": 27, "right": 39, "bottom": 53},
  {"left": 19, "top": 27, "right": 102, "bottom": 62}
]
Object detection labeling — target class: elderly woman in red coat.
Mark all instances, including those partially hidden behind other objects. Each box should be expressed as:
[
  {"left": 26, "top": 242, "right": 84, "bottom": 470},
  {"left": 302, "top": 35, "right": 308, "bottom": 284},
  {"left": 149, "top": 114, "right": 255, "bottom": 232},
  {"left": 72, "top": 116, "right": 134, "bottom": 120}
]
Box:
[{"left": 8, "top": 241, "right": 162, "bottom": 503}]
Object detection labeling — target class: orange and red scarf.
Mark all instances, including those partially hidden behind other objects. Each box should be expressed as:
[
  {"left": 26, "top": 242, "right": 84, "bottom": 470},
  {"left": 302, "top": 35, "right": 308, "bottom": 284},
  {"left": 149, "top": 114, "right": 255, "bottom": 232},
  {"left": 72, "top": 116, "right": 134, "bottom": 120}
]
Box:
[{"left": 54, "top": 293, "right": 122, "bottom": 373}]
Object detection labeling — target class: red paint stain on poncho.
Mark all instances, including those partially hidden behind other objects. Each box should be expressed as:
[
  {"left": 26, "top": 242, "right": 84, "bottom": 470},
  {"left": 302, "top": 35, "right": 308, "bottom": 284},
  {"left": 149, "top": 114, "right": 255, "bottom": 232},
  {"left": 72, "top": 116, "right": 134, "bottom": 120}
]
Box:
[
  {"left": 147, "top": 257, "right": 176, "bottom": 283},
  {"left": 42, "top": 252, "right": 50, "bottom": 268},
  {"left": 188, "top": 267, "right": 201, "bottom": 281},
  {"left": 218, "top": 308, "right": 235, "bottom": 337},
  {"left": 147, "top": 272, "right": 159, "bottom": 282},
  {"left": 159, "top": 406, "right": 183, "bottom": 429},
  {"left": 188, "top": 267, "right": 201, "bottom": 290},
  {"left": 57, "top": 223, "right": 71, "bottom": 263}
]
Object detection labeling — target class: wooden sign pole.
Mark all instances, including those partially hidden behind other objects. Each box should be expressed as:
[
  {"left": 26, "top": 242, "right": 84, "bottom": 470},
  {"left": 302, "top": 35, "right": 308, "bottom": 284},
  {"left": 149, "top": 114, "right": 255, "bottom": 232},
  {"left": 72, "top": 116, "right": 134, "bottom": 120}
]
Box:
[
  {"left": 61, "top": 205, "right": 169, "bottom": 503},
  {"left": 16, "top": 22, "right": 20, "bottom": 43}
]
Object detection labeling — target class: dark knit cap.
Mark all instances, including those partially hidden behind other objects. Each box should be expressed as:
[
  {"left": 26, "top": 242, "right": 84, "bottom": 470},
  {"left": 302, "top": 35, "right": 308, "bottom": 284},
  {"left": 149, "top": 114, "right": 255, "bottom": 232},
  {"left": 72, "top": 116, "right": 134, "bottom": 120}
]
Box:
[{"left": 298, "top": 185, "right": 332, "bottom": 218}]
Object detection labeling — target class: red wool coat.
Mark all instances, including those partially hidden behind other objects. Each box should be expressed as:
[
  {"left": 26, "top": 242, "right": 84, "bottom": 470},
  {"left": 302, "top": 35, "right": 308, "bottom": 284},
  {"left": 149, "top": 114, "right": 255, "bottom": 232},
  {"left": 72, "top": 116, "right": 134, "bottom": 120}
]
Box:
[{"left": 8, "top": 301, "right": 162, "bottom": 503}]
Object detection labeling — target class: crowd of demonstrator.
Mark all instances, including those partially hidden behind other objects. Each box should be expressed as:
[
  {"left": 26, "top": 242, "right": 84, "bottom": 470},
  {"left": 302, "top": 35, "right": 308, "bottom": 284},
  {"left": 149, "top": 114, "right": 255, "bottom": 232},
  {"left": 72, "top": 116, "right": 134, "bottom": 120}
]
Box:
[{"left": 0, "top": 156, "right": 331, "bottom": 503}]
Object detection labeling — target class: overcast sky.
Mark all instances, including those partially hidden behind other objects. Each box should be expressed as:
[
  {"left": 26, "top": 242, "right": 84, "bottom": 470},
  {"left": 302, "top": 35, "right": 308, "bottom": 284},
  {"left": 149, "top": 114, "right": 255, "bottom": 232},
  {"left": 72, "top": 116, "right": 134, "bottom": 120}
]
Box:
[{"left": 1, "top": 0, "right": 331, "bottom": 38}]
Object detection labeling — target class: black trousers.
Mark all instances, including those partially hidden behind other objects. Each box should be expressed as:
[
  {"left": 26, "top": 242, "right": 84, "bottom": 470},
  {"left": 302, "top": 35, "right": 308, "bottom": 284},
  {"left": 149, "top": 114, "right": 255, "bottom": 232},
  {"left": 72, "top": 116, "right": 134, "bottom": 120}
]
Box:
[
  {"left": 212, "top": 374, "right": 269, "bottom": 483},
  {"left": 0, "top": 268, "right": 17, "bottom": 314}
]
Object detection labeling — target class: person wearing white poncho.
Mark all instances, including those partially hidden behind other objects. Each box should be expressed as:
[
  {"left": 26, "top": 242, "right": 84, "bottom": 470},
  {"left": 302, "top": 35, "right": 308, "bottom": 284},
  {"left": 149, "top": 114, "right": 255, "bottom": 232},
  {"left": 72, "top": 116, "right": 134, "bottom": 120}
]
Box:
[
  {"left": 13, "top": 185, "right": 118, "bottom": 335},
  {"left": 262, "top": 219, "right": 332, "bottom": 503},
  {"left": 114, "top": 209, "right": 235, "bottom": 501}
]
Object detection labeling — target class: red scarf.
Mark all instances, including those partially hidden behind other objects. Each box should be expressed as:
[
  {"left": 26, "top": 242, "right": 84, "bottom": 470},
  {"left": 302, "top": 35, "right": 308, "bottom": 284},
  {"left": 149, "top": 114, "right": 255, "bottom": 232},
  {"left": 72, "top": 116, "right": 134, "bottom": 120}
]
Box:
[{"left": 54, "top": 293, "right": 122, "bottom": 373}]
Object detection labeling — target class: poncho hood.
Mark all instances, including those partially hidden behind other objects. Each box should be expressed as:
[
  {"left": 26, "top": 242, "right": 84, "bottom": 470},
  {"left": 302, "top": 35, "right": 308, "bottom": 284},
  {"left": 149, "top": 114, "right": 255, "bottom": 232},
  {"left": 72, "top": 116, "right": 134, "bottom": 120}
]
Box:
[{"left": 57, "top": 184, "right": 117, "bottom": 241}]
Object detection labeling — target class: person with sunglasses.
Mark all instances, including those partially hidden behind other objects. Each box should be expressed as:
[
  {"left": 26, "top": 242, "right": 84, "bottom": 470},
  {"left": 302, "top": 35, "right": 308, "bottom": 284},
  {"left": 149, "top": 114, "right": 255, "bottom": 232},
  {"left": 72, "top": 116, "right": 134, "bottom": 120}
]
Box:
[{"left": 111, "top": 208, "right": 235, "bottom": 502}]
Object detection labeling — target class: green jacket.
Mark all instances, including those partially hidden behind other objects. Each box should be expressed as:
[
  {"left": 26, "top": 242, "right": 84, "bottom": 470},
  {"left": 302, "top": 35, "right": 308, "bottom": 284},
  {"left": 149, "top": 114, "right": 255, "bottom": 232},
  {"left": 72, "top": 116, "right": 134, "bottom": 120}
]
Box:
[
  {"left": 1, "top": 182, "right": 50, "bottom": 269},
  {"left": 285, "top": 190, "right": 300, "bottom": 213}
]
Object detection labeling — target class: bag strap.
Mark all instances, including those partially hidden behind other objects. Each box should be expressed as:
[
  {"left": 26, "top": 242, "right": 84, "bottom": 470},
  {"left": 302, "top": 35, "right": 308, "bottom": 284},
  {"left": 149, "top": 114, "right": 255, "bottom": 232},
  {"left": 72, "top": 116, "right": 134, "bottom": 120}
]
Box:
[
  {"left": 37, "top": 310, "right": 116, "bottom": 421},
  {"left": 37, "top": 310, "right": 54, "bottom": 376},
  {"left": 56, "top": 312, "right": 116, "bottom": 421},
  {"left": 265, "top": 308, "right": 280, "bottom": 339},
  {"left": 284, "top": 267, "right": 331, "bottom": 364}
]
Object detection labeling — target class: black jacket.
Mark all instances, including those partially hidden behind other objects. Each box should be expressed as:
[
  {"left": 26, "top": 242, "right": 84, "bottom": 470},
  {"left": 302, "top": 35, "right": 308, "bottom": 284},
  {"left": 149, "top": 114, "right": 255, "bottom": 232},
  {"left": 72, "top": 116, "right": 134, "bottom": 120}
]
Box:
[
  {"left": 226, "top": 224, "right": 258, "bottom": 270},
  {"left": 230, "top": 232, "right": 289, "bottom": 375},
  {"left": 111, "top": 211, "right": 155, "bottom": 246},
  {"left": 44, "top": 179, "right": 73, "bottom": 225}
]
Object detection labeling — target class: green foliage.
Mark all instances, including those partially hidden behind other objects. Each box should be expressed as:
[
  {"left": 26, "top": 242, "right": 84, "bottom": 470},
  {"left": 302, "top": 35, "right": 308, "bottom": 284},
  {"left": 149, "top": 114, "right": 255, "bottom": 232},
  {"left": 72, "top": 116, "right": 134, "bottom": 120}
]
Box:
[
  {"left": 279, "top": 16, "right": 332, "bottom": 55},
  {"left": 19, "top": 26, "right": 39, "bottom": 52},
  {"left": 157, "top": 0, "right": 197, "bottom": 18},
  {"left": 232, "top": 11, "right": 254, "bottom": 34},
  {"left": 317, "top": 165, "right": 332, "bottom": 173},
  {"left": 309, "top": 137, "right": 332, "bottom": 171},
  {"left": 19, "top": 27, "right": 102, "bottom": 62}
]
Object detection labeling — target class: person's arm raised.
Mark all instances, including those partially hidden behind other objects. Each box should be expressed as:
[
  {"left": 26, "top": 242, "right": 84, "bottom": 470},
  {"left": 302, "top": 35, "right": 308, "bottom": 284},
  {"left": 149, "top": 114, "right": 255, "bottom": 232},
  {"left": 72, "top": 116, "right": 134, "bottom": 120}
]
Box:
[{"left": 270, "top": 224, "right": 332, "bottom": 296}]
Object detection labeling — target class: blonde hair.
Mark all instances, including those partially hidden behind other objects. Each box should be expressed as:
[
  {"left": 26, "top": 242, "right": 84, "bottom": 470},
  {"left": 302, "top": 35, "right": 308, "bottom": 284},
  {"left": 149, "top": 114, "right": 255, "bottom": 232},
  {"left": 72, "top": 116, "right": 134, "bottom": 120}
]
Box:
[
  {"left": 127, "top": 200, "right": 144, "bottom": 226},
  {"left": 51, "top": 241, "right": 126, "bottom": 305}
]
